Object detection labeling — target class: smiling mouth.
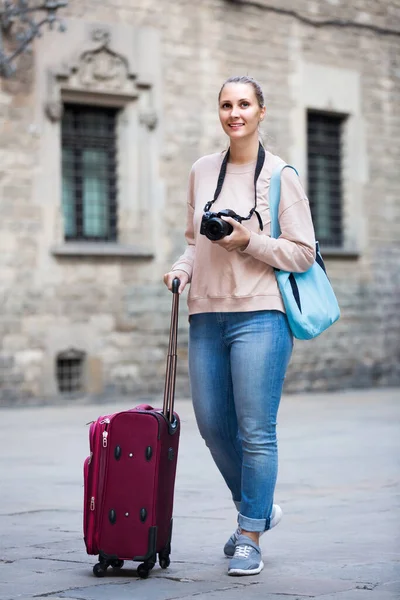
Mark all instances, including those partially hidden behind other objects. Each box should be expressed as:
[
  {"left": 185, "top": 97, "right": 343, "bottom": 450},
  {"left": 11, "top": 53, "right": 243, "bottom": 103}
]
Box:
[{"left": 229, "top": 123, "right": 244, "bottom": 127}]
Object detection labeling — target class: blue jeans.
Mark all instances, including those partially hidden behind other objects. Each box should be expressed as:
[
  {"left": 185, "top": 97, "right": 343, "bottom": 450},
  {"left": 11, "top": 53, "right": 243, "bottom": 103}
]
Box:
[{"left": 189, "top": 310, "right": 293, "bottom": 533}]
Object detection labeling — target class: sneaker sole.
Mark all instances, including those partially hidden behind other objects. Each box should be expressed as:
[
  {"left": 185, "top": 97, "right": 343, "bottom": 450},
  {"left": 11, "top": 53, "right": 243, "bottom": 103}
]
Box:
[{"left": 228, "top": 560, "right": 264, "bottom": 576}]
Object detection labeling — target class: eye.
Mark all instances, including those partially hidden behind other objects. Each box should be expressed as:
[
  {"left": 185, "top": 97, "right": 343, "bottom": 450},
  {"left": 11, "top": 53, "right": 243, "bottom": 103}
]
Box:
[
  {"left": 221, "top": 102, "right": 231, "bottom": 109},
  {"left": 240, "top": 101, "right": 250, "bottom": 108}
]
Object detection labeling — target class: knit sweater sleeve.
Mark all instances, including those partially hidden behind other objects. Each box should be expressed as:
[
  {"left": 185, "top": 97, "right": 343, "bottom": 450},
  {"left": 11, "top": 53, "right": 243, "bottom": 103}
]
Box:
[
  {"left": 171, "top": 167, "right": 196, "bottom": 281},
  {"left": 242, "top": 167, "right": 316, "bottom": 272}
]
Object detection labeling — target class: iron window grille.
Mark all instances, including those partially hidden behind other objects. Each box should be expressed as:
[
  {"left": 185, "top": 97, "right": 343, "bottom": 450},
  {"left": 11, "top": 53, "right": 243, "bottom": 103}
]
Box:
[
  {"left": 61, "top": 104, "right": 118, "bottom": 241},
  {"left": 307, "top": 111, "right": 346, "bottom": 248},
  {"left": 56, "top": 349, "right": 85, "bottom": 394}
]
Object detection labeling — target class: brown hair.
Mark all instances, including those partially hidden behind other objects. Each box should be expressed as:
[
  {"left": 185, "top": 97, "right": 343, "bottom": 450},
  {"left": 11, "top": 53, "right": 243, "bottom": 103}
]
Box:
[{"left": 218, "top": 76, "right": 265, "bottom": 108}]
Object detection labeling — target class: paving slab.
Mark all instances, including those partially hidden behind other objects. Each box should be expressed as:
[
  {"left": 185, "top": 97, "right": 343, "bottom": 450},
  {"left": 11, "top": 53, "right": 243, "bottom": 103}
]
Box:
[
  {"left": 0, "top": 388, "right": 399, "bottom": 600},
  {"left": 311, "top": 590, "right": 398, "bottom": 600},
  {"left": 50, "top": 580, "right": 258, "bottom": 600}
]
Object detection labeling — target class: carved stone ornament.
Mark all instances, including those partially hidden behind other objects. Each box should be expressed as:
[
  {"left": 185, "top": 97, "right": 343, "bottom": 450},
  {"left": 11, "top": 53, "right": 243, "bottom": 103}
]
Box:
[
  {"left": 45, "top": 100, "right": 64, "bottom": 123},
  {"left": 91, "top": 28, "right": 111, "bottom": 45},
  {"left": 78, "top": 44, "right": 130, "bottom": 91},
  {"left": 45, "top": 25, "right": 155, "bottom": 122},
  {"left": 69, "top": 30, "right": 134, "bottom": 93},
  {"left": 139, "top": 110, "right": 158, "bottom": 130}
]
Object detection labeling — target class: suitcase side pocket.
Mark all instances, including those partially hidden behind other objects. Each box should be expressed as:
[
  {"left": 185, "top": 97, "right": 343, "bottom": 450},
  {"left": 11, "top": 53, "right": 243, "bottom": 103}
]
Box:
[
  {"left": 83, "top": 454, "right": 97, "bottom": 554},
  {"left": 83, "top": 456, "right": 90, "bottom": 543},
  {"left": 83, "top": 418, "right": 108, "bottom": 555}
]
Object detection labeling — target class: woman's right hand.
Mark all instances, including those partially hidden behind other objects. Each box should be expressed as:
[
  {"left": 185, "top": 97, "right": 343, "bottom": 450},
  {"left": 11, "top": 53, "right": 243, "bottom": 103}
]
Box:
[{"left": 163, "top": 270, "right": 190, "bottom": 294}]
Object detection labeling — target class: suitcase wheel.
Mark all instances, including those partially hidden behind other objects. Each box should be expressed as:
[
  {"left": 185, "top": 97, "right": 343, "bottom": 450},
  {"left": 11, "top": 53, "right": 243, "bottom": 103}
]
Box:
[
  {"left": 159, "top": 556, "right": 170, "bottom": 569},
  {"left": 137, "top": 563, "right": 150, "bottom": 579},
  {"left": 111, "top": 559, "right": 124, "bottom": 570},
  {"left": 159, "top": 550, "right": 170, "bottom": 569},
  {"left": 93, "top": 562, "right": 107, "bottom": 578}
]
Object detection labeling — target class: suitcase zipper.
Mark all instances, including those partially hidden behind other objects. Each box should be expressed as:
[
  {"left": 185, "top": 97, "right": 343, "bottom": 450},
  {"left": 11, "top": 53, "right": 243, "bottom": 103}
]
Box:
[
  {"left": 96, "top": 417, "right": 112, "bottom": 541},
  {"left": 100, "top": 418, "right": 110, "bottom": 448}
]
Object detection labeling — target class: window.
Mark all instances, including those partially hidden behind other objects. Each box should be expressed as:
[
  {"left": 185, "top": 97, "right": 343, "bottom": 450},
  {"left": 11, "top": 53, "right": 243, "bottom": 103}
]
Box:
[
  {"left": 61, "top": 104, "right": 118, "bottom": 241},
  {"left": 307, "top": 111, "right": 347, "bottom": 248},
  {"left": 56, "top": 349, "right": 85, "bottom": 394}
]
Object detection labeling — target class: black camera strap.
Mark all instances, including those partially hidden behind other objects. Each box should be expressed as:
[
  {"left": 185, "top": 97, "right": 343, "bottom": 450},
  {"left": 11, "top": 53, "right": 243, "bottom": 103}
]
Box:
[{"left": 203, "top": 142, "right": 266, "bottom": 231}]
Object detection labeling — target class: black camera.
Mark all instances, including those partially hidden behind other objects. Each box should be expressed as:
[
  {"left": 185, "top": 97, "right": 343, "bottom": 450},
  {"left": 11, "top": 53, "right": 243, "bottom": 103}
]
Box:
[{"left": 200, "top": 209, "right": 243, "bottom": 241}]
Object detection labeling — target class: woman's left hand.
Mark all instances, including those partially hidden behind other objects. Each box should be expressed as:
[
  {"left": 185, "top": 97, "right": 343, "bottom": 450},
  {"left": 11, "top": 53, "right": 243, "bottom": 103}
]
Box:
[{"left": 212, "top": 216, "right": 251, "bottom": 252}]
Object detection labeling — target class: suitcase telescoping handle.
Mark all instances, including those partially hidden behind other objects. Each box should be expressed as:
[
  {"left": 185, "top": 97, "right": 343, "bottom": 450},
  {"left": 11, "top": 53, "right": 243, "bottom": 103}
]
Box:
[{"left": 162, "top": 278, "right": 180, "bottom": 422}]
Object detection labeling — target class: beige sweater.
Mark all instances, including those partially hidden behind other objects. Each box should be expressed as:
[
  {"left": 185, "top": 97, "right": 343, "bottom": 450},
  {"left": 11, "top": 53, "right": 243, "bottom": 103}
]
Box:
[{"left": 172, "top": 149, "right": 316, "bottom": 315}]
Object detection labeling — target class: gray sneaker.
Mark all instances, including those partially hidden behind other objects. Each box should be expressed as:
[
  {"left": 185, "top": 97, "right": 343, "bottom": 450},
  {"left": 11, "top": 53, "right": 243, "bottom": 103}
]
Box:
[
  {"left": 223, "top": 504, "right": 283, "bottom": 557},
  {"left": 228, "top": 534, "right": 264, "bottom": 576}
]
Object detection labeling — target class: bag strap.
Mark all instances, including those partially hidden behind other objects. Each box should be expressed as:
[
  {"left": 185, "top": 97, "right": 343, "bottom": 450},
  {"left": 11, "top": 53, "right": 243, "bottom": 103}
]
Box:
[
  {"left": 269, "top": 164, "right": 299, "bottom": 239},
  {"left": 204, "top": 142, "right": 266, "bottom": 231}
]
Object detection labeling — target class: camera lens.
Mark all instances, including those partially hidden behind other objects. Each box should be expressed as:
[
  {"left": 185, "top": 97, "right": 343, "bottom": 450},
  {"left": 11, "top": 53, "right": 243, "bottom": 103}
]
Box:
[
  {"left": 204, "top": 217, "right": 233, "bottom": 241},
  {"left": 207, "top": 220, "right": 224, "bottom": 240}
]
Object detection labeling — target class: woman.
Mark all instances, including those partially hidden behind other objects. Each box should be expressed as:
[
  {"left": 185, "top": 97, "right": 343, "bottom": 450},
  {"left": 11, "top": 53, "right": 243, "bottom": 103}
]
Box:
[{"left": 164, "top": 76, "right": 316, "bottom": 576}]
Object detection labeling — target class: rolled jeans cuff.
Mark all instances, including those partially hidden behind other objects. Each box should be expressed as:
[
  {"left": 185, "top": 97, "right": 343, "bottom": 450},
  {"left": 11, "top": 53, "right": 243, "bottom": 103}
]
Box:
[{"left": 238, "top": 513, "right": 271, "bottom": 533}]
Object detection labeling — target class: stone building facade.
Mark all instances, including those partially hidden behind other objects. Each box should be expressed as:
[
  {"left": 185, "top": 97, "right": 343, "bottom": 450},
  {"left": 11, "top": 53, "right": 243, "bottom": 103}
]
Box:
[{"left": 0, "top": 0, "right": 399, "bottom": 403}]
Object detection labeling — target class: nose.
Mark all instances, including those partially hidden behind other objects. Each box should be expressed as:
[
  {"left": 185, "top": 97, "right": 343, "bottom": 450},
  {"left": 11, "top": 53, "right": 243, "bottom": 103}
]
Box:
[{"left": 230, "top": 106, "right": 240, "bottom": 118}]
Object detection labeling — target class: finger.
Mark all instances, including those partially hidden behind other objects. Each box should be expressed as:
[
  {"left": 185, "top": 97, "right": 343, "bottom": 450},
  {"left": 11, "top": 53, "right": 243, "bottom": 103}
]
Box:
[
  {"left": 169, "top": 272, "right": 187, "bottom": 294},
  {"left": 221, "top": 216, "right": 239, "bottom": 227},
  {"left": 163, "top": 274, "right": 170, "bottom": 289}
]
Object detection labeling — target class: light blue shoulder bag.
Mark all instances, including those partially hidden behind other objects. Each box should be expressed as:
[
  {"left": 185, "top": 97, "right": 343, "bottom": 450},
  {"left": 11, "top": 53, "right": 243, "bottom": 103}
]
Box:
[{"left": 269, "top": 164, "right": 340, "bottom": 340}]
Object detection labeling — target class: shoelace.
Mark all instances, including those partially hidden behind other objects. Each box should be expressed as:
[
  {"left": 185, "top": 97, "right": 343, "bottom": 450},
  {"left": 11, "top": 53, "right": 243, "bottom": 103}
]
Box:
[{"left": 234, "top": 544, "right": 252, "bottom": 559}]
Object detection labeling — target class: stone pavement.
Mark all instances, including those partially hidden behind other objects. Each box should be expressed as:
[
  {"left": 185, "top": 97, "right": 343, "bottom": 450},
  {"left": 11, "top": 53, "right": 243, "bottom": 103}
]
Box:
[{"left": 0, "top": 388, "right": 399, "bottom": 600}]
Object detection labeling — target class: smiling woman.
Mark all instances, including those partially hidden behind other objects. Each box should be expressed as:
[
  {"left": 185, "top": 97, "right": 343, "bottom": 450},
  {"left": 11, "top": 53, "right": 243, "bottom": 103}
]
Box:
[
  {"left": 218, "top": 76, "right": 266, "bottom": 167},
  {"left": 163, "top": 75, "right": 316, "bottom": 577}
]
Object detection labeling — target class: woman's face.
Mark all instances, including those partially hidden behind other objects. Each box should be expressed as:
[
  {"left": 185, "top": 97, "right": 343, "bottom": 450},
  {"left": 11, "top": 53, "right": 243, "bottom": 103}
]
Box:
[{"left": 219, "top": 82, "right": 266, "bottom": 142}]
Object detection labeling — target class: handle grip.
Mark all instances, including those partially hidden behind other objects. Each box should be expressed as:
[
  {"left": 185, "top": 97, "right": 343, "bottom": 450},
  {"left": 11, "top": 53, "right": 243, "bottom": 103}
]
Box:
[
  {"left": 135, "top": 404, "right": 153, "bottom": 411},
  {"left": 172, "top": 277, "right": 180, "bottom": 294}
]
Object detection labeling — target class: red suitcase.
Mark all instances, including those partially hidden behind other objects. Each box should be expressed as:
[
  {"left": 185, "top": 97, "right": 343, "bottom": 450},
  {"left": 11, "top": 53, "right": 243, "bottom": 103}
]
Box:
[{"left": 83, "top": 279, "right": 181, "bottom": 579}]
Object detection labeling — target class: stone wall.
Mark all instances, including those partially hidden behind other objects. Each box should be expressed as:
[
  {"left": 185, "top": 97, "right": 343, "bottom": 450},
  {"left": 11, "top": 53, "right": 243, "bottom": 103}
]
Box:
[{"left": 0, "top": 0, "right": 399, "bottom": 404}]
